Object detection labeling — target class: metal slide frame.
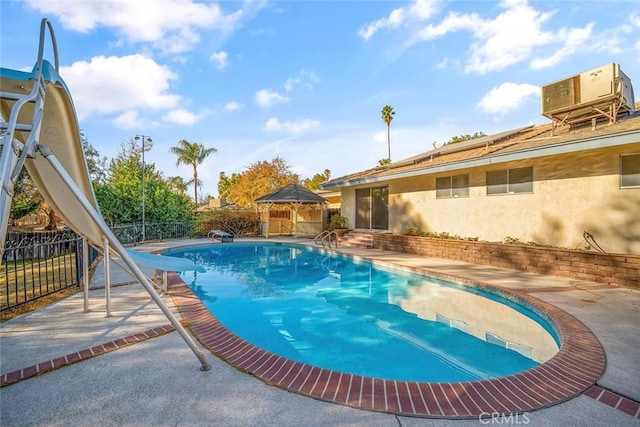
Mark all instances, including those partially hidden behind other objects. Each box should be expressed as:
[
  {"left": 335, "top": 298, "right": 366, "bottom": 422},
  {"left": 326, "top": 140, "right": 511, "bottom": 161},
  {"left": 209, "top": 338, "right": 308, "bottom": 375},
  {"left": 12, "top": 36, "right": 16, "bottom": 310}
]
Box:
[
  {"left": 0, "top": 18, "right": 211, "bottom": 371},
  {"left": 0, "top": 20, "right": 57, "bottom": 256}
]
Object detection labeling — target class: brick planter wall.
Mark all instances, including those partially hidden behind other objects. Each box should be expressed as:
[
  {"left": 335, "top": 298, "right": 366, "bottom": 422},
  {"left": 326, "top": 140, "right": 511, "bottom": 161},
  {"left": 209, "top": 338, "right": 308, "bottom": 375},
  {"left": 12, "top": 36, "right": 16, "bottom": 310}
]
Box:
[{"left": 373, "top": 233, "right": 640, "bottom": 289}]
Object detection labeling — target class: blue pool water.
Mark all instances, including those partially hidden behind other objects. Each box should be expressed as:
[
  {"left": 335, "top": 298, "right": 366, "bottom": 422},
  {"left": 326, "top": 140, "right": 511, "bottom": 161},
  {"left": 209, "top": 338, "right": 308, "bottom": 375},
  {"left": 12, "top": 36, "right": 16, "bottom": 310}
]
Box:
[{"left": 167, "top": 243, "right": 560, "bottom": 382}]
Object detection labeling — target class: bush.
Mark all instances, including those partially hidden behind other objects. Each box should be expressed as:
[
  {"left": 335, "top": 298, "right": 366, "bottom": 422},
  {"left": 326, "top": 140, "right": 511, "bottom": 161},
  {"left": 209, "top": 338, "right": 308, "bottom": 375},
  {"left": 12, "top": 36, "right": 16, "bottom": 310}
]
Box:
[
  {"left": 405, "top": 226, "right": 478, "bottom": 241},
  {"left": 327, "top": 215, "right": 348, "bottom": 230},
  {"left": 198, "top": 210, "right": 260, "bottom": 237}
]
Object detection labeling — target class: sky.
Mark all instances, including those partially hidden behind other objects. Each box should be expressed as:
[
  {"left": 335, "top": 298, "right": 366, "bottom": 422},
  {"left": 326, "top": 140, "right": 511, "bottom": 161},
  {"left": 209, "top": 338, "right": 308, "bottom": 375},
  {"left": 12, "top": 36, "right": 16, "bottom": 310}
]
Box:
[{"left": 1, "top": 0, "right": 639, "bottom": 200}]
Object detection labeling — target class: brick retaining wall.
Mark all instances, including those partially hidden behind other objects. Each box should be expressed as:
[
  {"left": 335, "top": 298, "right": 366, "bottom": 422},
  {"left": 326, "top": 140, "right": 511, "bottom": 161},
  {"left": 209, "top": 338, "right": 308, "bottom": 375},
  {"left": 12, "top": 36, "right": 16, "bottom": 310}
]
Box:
[{"left": 373, "top": 233, "right": 640, "bottom": 289}]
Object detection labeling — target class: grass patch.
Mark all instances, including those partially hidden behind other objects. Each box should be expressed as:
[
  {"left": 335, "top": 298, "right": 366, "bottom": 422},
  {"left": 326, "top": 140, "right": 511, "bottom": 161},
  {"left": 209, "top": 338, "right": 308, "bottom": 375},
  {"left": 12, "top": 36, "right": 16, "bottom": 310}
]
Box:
[{"left": 1, "top": 252, "right": 82, "bottom": 321}]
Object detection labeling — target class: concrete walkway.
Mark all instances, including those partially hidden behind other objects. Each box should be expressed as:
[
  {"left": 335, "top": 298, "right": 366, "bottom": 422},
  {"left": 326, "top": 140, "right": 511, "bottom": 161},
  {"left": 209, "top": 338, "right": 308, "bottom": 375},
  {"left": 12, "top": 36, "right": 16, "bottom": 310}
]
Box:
[{"left": 1, "top": 238, "right": 638, "bottom": 426}]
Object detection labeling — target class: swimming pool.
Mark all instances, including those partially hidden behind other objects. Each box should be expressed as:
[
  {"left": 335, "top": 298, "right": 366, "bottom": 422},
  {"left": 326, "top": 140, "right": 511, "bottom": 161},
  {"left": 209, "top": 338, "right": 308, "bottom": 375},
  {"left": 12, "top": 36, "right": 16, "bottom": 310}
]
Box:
[{"left": 167, "top": 243, "right": 560, "bottom": 383}]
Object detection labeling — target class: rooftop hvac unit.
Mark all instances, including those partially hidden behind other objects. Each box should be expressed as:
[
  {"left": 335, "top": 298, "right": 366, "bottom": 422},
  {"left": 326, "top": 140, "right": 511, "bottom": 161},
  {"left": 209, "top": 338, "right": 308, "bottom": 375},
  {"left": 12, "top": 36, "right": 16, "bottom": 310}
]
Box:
[{"left": 541, "top": 63, "right": 635, "bottom": 133}]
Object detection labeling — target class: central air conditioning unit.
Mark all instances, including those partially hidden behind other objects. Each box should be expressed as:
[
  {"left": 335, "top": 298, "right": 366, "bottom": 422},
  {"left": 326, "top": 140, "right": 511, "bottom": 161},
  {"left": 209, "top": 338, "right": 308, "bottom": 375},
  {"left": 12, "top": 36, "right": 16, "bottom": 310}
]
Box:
[{"left": 541, "top": 63, "right": 635, "bottom": 132}]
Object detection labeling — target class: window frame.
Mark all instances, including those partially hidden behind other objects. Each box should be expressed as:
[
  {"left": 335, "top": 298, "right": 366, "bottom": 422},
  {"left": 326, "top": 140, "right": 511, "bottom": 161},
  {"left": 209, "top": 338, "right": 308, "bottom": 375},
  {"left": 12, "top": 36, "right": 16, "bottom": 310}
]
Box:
[
  {"left": 486, "top": 166, "right": 533, "bottom": 195},
  {"left": 620, "top": 153, "right": 640, "bottom": 189},
  {"left": 435, "top": 174, "right": 470, "bottom": 199}
]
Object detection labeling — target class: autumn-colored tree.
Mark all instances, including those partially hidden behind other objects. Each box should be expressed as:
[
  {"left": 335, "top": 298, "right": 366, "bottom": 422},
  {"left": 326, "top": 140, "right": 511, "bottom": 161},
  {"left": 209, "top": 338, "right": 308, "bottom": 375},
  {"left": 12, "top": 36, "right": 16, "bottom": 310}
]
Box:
[
  {"left": 303, "top": 169, "right": 331, "bottom": 190},
  {"left": 381, "top": 105, "right": 395, "bottom": 161},
  {"left": 170, "top": 139, "right": 217, "bottom": 204},
  {"left": 228, "top": 157, "right": 299, "bottom": 208}
]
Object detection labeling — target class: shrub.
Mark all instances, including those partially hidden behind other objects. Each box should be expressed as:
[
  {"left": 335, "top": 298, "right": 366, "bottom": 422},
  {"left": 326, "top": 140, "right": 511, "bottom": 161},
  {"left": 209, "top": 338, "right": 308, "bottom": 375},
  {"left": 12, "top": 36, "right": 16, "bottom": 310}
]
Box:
[
  {"left": 405, "top": 226, "right": 478, "bottom": 241},
  {"left": 198, "top": 210, "right": 260, "bottom": 237},
  {"left": 503, "top": 236, "right": 549, "bottom": 247},
  {"left": 328, "top": 215, "right": 348, "bottom": 230}
]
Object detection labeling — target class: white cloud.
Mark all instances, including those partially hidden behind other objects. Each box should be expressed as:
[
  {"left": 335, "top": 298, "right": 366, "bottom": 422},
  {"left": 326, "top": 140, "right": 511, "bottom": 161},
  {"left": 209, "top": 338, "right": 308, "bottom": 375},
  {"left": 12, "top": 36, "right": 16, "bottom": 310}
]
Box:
[
  {"left": 387, "top": 0, "right": 608, "bottom": 74},
  {"left": 210, "top": 51, "right": 228, "bottom": 69},
  {"left": 530, "top": 24, "right": 593, "bottom": 70},
  {"left": 224, "top": 101, "right": 243, "bottom": 112},
  {"left": 163, "top": 108, "right": 200, "bottom": 126},
  {"left": 113, "top": 110, "right": 142, "bottom": 129},
  {"left": 25, "top": 0, "right": 244, "bottom": 53},
  {"left": 61, "top": 54, "right": 180, "bottom": 120},
  {"left": 359, "top": 7, "right": 405, "bottom": 40},
  {"left": 359, "top": 0, "right": 440, "bottom": 40},
  {"left": 255, "top": 89, "right": 289, "bottom": 107},
  {"left": 476, "top": 82, "right": 539, "bottom": 115},
  {"left": 283, "top": 70, "right": 321, "bottom": 91},
  {"left": 264, "top": 118, "right": 320, "bottom": 135},
  {"left": 464, "top": 1, "right": 556, "bottom": 74},
  {"left": 283, "top": 77, "right": 300, "bottom": 92},
  {"left": 435, "top": 57, "right": 448, "bottom": 69}
]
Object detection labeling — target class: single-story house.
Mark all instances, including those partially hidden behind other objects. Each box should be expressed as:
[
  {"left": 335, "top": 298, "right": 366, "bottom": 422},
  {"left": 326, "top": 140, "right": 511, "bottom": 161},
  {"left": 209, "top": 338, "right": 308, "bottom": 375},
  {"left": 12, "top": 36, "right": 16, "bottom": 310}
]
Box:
[{"left": 320, "top": 102, "right": 640, "bottom": 254}]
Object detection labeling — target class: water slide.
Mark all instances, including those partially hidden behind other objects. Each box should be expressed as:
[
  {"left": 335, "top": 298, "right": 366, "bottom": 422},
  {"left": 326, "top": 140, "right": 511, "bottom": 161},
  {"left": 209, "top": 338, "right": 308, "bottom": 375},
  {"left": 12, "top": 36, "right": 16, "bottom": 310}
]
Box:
[{"left": 0, "top": 18, "right": 210, "bottom": 370}]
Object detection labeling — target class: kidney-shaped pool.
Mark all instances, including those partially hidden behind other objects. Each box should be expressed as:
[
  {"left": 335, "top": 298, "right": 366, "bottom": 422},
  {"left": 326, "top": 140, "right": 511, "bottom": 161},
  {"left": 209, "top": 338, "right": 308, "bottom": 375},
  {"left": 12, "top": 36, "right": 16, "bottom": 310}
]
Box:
[{"left": 165, "top": 242, "right": 605, "bottom": 418}]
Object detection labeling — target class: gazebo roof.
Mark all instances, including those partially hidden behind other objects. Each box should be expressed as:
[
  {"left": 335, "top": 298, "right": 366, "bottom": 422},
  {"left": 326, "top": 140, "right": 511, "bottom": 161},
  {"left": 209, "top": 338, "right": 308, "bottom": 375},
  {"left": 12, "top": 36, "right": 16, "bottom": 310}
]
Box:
[{"left": 255, "top": 183, "right": 326, "bottom": 204}]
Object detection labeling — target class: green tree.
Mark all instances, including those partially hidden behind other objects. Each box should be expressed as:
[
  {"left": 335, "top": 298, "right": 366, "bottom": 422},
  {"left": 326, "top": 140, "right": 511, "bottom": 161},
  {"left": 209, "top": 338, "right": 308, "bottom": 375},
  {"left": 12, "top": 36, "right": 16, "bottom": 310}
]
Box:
[
  {"left": 167, "top": 176, "right": 190, "bottom": 195},
  {"left": 170, "top": 139, "right": 217, "bottom": 205},
  {"left": 218, "top": 171, "right": 241, "bottom": 201},
  {"left": 303, "top": 169, "right": 331, "bottom": 190},
  {"left": 81, "top": 131, "right": 108, "bottom": 183},
  {"left": 8, "top": 169, "right": 42, "bottom": 224},
  {"left": 229, "top": 156, "right": 299, "bottom": 208},
  {"left": 377, "top": 158, "right": 391, "bottom": 166},
  {"left": 446, "top": 132, "right": 486, "bottom": 145},
  {"left": 381, "top": 105, "right": 395, "bottom": 161},
  {"left": 94, "top": 140, "right": 194, "bottom": 225}
]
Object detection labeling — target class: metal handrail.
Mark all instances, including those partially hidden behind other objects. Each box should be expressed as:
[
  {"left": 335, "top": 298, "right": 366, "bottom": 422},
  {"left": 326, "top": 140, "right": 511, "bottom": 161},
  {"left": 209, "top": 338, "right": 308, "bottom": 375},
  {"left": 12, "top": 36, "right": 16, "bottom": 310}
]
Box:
[
  {"left": 314, "top": 230, "right": 330, "bottom": 245},
  {"left": 314, "top": 230, "right": 338, "bottom": 249}
]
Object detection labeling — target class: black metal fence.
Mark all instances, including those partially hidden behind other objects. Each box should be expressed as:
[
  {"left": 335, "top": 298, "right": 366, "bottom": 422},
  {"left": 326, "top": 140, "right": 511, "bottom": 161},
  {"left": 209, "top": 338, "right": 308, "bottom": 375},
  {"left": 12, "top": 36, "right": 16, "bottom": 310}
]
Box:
[
  {"left": 1, "top": 230, "right": 87, "bottom": 311},
  {"left": 110, "top": 221, "right": 197, "bottom": 245},
  {"left": 1, "top": 221, "right": 197, "bottom": 312}
]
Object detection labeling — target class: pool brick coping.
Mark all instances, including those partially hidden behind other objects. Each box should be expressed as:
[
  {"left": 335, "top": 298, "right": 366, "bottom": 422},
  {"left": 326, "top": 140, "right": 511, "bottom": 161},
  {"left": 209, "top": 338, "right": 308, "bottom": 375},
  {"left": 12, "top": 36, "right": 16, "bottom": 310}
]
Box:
[{"left": 165, "top": 266, "right": 612, "bottom": 419}]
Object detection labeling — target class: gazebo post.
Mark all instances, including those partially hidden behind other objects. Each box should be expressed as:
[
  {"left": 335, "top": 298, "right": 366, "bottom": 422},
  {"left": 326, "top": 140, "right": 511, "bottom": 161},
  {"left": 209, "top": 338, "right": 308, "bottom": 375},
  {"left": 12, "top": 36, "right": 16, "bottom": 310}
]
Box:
[
  {"left": 292, "top": 202, "right": 302, "bottom": 238},
  {"left": 265, "top": 202, "right": 273, "bottom": 238}
]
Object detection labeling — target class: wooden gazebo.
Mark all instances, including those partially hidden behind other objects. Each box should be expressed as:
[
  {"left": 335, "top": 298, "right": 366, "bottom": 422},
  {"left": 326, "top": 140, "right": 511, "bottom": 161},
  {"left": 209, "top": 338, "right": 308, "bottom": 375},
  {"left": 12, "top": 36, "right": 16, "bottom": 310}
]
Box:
[{"left": 255, "top": 183, "right": 327, "bottom": 238}]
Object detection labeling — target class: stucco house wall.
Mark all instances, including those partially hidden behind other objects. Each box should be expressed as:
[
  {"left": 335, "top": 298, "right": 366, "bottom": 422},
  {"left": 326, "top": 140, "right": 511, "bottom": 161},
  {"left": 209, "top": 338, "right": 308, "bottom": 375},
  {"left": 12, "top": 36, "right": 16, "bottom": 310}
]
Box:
[{"left": 343, "top": 143, "right": 640, "bottom": 254}]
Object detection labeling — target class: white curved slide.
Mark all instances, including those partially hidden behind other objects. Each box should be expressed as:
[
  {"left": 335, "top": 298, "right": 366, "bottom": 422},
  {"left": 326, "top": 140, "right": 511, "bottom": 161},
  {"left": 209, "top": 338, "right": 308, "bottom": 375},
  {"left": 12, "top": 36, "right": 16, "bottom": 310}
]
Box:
[{"left": 0, "top": 19, "right": 210, "bottom": 370}]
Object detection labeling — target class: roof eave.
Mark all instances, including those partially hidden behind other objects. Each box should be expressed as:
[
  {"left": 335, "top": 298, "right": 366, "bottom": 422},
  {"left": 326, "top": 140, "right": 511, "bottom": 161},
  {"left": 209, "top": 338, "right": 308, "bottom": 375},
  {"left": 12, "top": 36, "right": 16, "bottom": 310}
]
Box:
[{"left": 320, "top": 129, "right": 640, "bottom": 189}]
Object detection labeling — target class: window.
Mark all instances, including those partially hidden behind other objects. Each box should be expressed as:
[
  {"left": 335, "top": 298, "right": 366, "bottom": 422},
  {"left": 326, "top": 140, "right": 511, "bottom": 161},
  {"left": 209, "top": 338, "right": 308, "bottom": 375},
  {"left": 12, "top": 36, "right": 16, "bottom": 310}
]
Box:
[
  {"left": 436, "top": 174, "right": 469, "bottom": 198},
  {"left": 486, "top": 166, "right": 533, "bottom": 195},
  {"left": 621, "top": 154, "right": 640, "bottom": 188}
]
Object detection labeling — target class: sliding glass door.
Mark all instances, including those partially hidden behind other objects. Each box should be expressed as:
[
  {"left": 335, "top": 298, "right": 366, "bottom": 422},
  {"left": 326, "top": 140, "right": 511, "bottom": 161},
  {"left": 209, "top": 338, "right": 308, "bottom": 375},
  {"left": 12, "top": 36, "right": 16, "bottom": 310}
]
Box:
[{"left": 355, "top": 186, "right": 388, "bottom": 230}]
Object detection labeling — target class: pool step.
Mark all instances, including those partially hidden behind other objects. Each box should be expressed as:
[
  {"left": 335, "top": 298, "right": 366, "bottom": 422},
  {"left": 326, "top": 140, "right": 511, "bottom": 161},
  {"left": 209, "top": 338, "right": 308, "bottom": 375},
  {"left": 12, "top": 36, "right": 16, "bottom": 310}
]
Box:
[{"left": 338, "top": 231, "right": 374, "bottom": 249}]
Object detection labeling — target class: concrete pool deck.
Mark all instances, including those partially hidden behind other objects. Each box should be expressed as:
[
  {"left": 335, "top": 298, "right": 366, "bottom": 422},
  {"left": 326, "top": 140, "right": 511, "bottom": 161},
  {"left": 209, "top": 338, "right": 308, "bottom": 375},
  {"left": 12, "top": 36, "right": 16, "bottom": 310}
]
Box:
[{"left": 1, "top": 237, "right": 639, "bottom": 426}]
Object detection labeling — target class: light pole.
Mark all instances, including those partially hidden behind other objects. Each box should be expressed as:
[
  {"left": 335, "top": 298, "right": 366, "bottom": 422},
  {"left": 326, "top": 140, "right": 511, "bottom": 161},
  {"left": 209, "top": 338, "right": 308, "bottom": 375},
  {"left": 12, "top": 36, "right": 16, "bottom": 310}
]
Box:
[{"left": 134, "top": 134, "right": 152, "bottom": 242}]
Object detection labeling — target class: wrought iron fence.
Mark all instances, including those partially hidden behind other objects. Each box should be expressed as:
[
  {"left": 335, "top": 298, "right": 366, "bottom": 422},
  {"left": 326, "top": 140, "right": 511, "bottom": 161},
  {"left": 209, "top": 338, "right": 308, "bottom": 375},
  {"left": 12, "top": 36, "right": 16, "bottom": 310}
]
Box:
[
  {"left": 1, "top": 229, "right": 87, "bottom": 311},
  {"left": 110, "top": 221, "right": 197, "bottom": 245},
  {"left": 1, "top": 221, "right": 197, "bottom": 312}
]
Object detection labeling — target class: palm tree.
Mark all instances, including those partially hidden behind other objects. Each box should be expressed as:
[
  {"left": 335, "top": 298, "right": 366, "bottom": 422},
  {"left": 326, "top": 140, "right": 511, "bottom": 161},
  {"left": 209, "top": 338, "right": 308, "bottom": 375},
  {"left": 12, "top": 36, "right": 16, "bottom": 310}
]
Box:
[
  {"left": 381, "top": 105, "right": 395, "bottom": 161},
  {"left": 170, "top": 139, "right": 217, "bottom": 204},
  {"left": 167, "top": 176, "right": 189, "bottom": 196}
]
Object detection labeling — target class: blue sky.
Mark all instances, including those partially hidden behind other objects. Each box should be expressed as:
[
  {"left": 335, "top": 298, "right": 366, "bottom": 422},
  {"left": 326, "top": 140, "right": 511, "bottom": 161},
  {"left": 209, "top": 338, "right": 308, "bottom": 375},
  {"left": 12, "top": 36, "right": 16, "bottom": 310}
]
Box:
[{"left": 2, "top": 0, "right": 639, "bottom": 199}]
